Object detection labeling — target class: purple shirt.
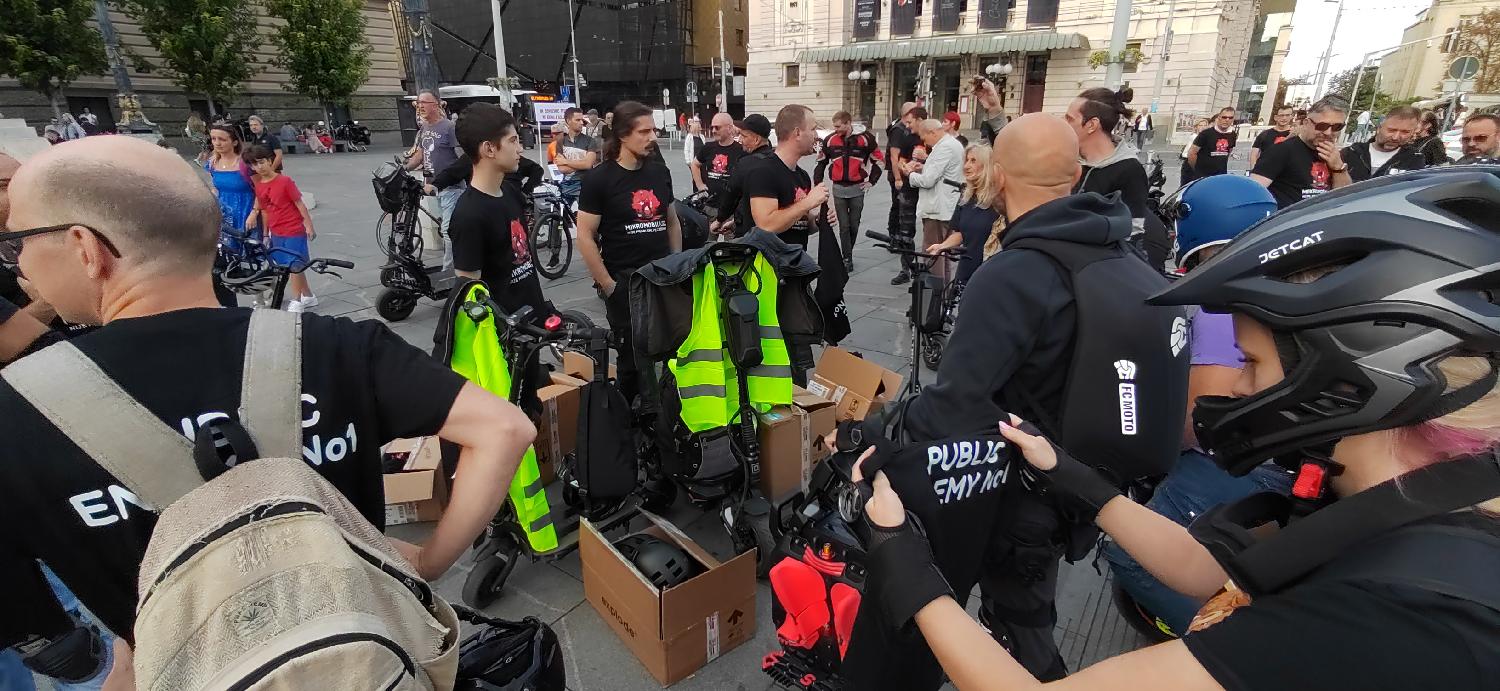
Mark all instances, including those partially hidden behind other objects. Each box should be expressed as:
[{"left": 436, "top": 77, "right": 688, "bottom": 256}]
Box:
[{"left": 1191, "top": 310, "right": 1242, "bottom": 368}]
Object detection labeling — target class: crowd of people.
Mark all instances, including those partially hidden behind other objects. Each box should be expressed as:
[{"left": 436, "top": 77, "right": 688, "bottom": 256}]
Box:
[{"left": 1, "top": 74, "right": 1498, "bottom": 691}]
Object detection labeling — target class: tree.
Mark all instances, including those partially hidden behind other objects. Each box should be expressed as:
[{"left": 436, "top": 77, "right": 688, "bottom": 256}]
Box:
[
  {"left": 1328, "top": 65, "right": 1418, "bottom": 116},
  {"left": 264, "top": 0, "right": 371, "bottom": 122},
  {"left": 0, "top": 0, "right": 108, "bottom": 116},
  {"left": 1271, "top": 74, "right": 1311, "bottom": 112},
  {"left": 117, "top": 0, "right": 259, "bottom": 116},
  {"left": 1453, "top": 8, "right": 1500, "bottom": 94}
]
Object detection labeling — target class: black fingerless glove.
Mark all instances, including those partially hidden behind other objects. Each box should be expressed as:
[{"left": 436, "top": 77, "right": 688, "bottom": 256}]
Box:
[
  {"left": 1018, "top": 428, "right": 1122, "bottom": 523},
  {"left": 865, "top": 513, "right": 953, "bottom": 628}
]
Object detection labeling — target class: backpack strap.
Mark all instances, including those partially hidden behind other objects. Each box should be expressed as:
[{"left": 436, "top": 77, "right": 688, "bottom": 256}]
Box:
[
  {"left": 238, "top": 309, "right": 303, "bottom": 460},
  {"left": 1305, "top": 522, "right": 1500, "bottom": 611},
  {"left": 1, "top": 343, "right": 198, "bottom": 511}
]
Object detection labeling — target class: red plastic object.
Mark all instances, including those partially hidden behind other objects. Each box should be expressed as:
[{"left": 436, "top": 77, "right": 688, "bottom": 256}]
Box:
[
  {"left": 801, "top": 545, "right": 846, "bottom": 577},
  {"left": 769, "top": 558, "right": 831, "bottom": 649},
  {"left": 829, "top": 583, "right": 861, "bottom": 659},
  {"left": 1292, "top": 462, "right": 1327, "bottom": 500},
  {"left": 544, "top": 314, "right": 563, "bottom": 331}
]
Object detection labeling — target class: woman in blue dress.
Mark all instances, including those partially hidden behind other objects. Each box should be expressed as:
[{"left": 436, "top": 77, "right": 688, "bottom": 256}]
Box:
[{"left": 205, "top": 123, "right": 256, "bottom": 306}]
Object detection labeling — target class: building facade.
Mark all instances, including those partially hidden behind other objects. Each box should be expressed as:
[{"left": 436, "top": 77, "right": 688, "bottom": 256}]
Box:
[
  {"left": 1379, "top": 0, "right": 1493, "bottom": 102},
  {"left": 426, "top": 0, "right": 749, "bottom": 119},
  {"left": 746, "top": 0, "right": 1262, "bottom": 141},
  {"left": 0, "top": 1, "right": 407, "bottom": 143}
]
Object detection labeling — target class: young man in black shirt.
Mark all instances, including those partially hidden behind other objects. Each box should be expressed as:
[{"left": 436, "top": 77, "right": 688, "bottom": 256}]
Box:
[
  {"left": 449, "top": 103, "right": 549, "bottom": 322},
  {"left": 576, "top": 101, "right": 682, "bottom": 402},
  {"left": 886, "top": 102, "right": 916, "bottom": 261},
  {"left": 747, "top": 104, "right": 827, "bottom": 249},
  {"left": 1251, "top": 95, "right": 1353, "bottom": 208},
  {"left": 0, "top": 136, "right": 534, "bottom": 647},
  {"left": 890, "top": 106, "right": 926, "bottom": 285},
  {"left": 1187, "top": 106, "right": 1238, "bottom": 178},
  {"left": 690, "top": 112, "right": 743, "bottom": 217},
  {"left": 710, "top": 114, "right": 776, "bottom": 239},
  {"left": 1249, "top": 104, "right": 1294, "bottom": 169}
]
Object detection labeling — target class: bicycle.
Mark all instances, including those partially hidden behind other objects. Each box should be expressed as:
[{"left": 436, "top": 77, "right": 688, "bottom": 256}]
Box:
[
  {"left": 865, "top": 230, "right": 963, "bottom": 396},
  {"left": 526, "top": 181, "right": 575, "bottom": 280},
  {"left": 372, "top": 156, "right": 452, "bottom": 321}
]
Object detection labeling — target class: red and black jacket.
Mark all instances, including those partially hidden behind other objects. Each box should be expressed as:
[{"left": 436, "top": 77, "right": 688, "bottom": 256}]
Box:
[{"left": 814, "top": 132, "right": 884, "bottom": 186}]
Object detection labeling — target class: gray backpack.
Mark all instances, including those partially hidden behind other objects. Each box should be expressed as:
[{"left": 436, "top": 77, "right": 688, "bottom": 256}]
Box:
[{"left": 2, "top": 310, "right": 460, "bottom": 690}]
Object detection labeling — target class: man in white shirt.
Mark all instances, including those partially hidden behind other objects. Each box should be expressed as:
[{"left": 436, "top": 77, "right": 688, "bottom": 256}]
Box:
[
  {"left": 903, "top": 118, "right": 965, "bottom": 282},
  {"left": 1340, "top": 105, "right": 1424, "bottom": 182}
]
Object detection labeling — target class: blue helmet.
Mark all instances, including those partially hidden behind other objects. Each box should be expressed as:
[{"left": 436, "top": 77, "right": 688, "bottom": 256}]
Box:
[{"left": 1167, "top": 175, "right": 1278, "bottom": 270}]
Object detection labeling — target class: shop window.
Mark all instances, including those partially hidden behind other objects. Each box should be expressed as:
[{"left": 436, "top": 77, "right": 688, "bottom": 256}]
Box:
[{"left": 785, "top": 64, "right": 800, "bottom": 87}]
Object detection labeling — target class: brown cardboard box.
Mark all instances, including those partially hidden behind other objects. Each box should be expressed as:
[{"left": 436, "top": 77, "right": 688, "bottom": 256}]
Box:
[
  {"left": 534, "top": 381, "right": 582, "bottom": 484},
  {"left": 805, "top": 347, "right": 904, "bottom": 421},
  {"left": 581, "top": 511, "right": 757, "bottom": 686},
  {"left": 756, "top": 386, "right": 839, "bottom": 503},
  {"left": 381, "top": 437, "right": 448, "bottom": 525},
  {"left": 563, "top": 351, "right": 616, "bottom": 382}
]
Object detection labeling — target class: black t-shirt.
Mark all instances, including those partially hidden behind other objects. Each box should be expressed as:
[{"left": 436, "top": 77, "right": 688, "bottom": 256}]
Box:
[
  {"left": 1252, "top": 127, "right": 1292, "bottom": 154},
  {"left": 720, "top": 146, "right": 775, "bottom": 235},
  {"left": 744, "top": 156, "right": 813, "bottom": 248},
  {"left": 1192, "top": 127, "right": 1237, "bottom": 177},
  {"left": 1183, "top": 514, "right": 1500, "bottom": 691},
  {"left": 0, "top": 308, "right": 467, "bottom": 641},
  {"left": 1251, "top": 137, "right": 1332, "bottom": 209},
  {"left": 695, "top": 140, "right": 744, "bottom": 207},
  {"left": 578, "top": 159, "right": 676, "bottom": 276},
  {"left": 449, "top": 184, "right": 548, "bottom": 320}
]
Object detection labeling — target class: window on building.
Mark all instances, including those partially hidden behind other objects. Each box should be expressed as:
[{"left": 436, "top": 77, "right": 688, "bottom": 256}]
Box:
[
  {"left": 785, "top": 64, "right": 800, "bottom": 87},
  {"left": 1027, "top": 0, "right": 1058, "bottom": 27},
  {"left": 1125, "top": 40, "right": 1143, "bottom": 73},
  {"left": 737, "top": 29, "right": 744, "bottom": 46}
]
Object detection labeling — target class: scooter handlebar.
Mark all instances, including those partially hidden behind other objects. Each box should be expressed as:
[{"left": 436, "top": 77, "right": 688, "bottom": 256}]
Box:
[{"left": 865, "top": 230, "right": 894, "bottom": 243}]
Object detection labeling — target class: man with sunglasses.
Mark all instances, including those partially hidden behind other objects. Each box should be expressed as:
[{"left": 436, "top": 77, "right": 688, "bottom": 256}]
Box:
[
  {"left": 0, "top": 136, "right": 535, "bottom": 656},
  {"left": 690, "top": 113, "right": 742, "bottom": 218},
  {"left": 1250, "top": 95, "right": 1352, "bottom": 209},
  {"left": 1186, "top": 107, "right": 1238, "bottom": 178},
  {"left": 1456, "top": 113, "right": 1500, "bottom": 164}
]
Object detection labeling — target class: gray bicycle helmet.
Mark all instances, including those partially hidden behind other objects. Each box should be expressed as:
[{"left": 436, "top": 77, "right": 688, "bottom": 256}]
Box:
[
  {"left": 1151, "top": 166, "right": 1500, "bottom": 476},
  {"left": 613, "top": 534, "right": 702, "bottom": 589}
]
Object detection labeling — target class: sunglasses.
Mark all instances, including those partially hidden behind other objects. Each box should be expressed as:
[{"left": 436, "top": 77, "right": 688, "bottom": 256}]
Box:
[
  {"left": 0, "top": 223, "right": 122, "bottom": 273},
  {"left": 1311, "top": 121, "right": 1346, "bottom": 133}
]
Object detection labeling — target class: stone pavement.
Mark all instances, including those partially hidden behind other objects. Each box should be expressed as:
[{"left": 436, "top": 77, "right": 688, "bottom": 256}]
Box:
[{"left": 254, "top": 141, "right": 1166, "bottom": 690}]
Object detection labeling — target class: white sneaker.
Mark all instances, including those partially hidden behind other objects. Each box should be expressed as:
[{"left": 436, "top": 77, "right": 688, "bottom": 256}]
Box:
[
  {"left": 285, "top": 299, "right": 304, "bottom": 313},
  {"left": 298, "top": 294, "right": 319, "bottom": 309}
]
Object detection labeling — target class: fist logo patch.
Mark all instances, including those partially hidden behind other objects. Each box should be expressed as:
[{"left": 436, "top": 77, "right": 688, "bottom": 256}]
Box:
[
  {"left": 510, "top": 219, "right": 530, "bottom": 264},
  {"left": 1215, "top": 138, "right": 1231, "bottom": 153},
  {"left": 632, "top": 188, "right": 662, "bottom": 220},
  {"left": 1169, "top": 316, "right": 1188, "bottom": 357}
]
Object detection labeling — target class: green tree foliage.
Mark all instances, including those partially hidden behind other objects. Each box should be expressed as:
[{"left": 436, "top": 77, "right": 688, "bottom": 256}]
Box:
[
  {"left": 264, "top": 0, "right": 371, "bottom": 119},
  {"left": 0, "top": 0, "right": 107, "bottom": 116},
  {"left": 1328, "top": 65, "right": 1418, "bottom": 116},
  {"left": 118, "top": 0, "right": 259, "bottom": 115}
]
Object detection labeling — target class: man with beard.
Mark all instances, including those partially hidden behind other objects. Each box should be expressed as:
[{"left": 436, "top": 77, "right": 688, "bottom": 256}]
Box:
[
  {"left": 1341, "top": 106, "right": 1425, "bottom": 181},
  {"left": 710, "top": 114, "right": 775, "bottom": 239},
  {"left": 1251, "top": 96, "right": 1353, "bottom": 208}
]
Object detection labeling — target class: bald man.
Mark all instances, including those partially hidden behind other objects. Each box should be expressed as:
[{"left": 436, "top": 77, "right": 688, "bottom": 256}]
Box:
[
  {"left": 865, "top": 113, "right": 1187, "bottom": 686},
  {"left": 0, "top": 136, "right": 536, "bottom": 647},
  {"left": 691, "top": 112, "right": 743, "bottom": 215}
]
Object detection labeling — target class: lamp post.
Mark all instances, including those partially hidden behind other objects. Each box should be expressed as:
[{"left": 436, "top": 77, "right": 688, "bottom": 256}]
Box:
[
  {"left": 1312, "top": 0, "right": 1347, "bottom": 100},
  {"left": 1341, "top": 29, "right": 1459, "bottom": 133},
  {"left": 93, "top": 0, "right": 156, "bottom": 133}
]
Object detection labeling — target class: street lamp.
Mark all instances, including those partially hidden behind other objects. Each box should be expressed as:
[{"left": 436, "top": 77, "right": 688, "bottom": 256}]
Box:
[
  {"left": 1313, "top": 0, "right": 1347, "bottom": 100},
  {"left": 985, "top": 62, "right": 1013, "bottom": 77},
  {"left": 847, "top": 69, "right": 872, "bottom": 81},
  {"left": 1342, "top": 28, "right": 1460, "bottom": 134}
]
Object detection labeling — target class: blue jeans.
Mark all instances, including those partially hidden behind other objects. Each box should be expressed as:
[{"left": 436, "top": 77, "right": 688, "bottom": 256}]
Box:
[
  {"left": 438, "top": 182, "right": 465, "bottom": 269},
  {"left": 0, "top": 566, "right": 112, "bottom": 691},
  {"left": 1102, "top": 449, "right": 1294, "bottom": 634}
]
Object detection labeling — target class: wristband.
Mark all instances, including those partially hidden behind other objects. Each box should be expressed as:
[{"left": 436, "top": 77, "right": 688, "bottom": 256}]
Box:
[{"left": 864, "top": 513, "right": 953, "bottom": 627}]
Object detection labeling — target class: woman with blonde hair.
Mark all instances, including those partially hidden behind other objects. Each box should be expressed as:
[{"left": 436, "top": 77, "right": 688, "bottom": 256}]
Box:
[
  {"left": 855, "top": 168, "right": 1500, "bottom": 690},
  {"left": 925, "top": 142, "right": 1004, "bottom": 289}
]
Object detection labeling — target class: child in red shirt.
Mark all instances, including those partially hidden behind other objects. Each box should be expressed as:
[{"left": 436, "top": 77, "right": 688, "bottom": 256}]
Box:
[{"left": 244, "top": 144, "right": 318, "bottom": 310}]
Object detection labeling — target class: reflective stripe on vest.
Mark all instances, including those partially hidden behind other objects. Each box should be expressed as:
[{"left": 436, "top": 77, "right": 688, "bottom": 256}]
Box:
[
  {"left": 446, "top": 282, "right": 558, "bottom": 553},
  {"left": 667, "top": 252, "right": 793, "bottom": 433}
]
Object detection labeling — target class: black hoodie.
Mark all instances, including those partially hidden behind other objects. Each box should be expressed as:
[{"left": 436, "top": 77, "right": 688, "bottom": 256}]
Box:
[{"left": 902, "top": 192, "right": 1133, "bottom": 441}]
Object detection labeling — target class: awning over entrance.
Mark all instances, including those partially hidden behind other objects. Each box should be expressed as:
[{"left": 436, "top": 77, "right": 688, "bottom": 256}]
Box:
[{"left": 797, "top": 32, "right": 1089, "bottom": 63}]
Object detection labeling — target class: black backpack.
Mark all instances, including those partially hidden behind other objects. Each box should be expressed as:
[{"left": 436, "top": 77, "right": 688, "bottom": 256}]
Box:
[
  {"left": 1003, "top": 236, "right": 1190, "bottom": 482},
  {"left": 454, "top": 606, "right": 566, "bottom": 690}
]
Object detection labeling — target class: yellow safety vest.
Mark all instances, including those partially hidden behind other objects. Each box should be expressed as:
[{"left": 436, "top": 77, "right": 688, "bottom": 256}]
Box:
[
  {"left": 668, "top": 251, "right": 793, "bottom": 433},
  {"left": 447, "top": 283, "right": 558, "bottom": 552}
]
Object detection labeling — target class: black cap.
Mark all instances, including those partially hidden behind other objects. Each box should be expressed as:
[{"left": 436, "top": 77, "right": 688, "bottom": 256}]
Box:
[{"left": 736, "top": 114, "right": 772, "bottom": 139}]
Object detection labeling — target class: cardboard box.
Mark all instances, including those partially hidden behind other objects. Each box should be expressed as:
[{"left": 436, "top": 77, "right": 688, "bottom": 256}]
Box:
[
  {"left": 563, "top": 351, "right": 616, "bottom": 382},
  {"left": 534, "top": 380, "right": 582, "bottom": 484},
  {"left": 381, "top": 437, "right": 448, "bottom": 525},
  {"left": 756, "top": 386, "right": 839, "bottom": 503},
  {"left": 581, "top": 511, "right": 757, "bottom": 686},
  {"left": 806, "top": 347, "right": 904, "bottom": 421}
]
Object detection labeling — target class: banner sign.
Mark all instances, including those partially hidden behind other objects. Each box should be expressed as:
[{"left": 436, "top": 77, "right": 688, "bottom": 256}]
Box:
[
  {"left": 533, "top": 102, "right": 577, "bottom": 125},
  {"left": 852, "top": 0, "right": 879, "bottom": 40},
  {"left": 934, "top": 0, "right": 961, "bottom": 32},
  {"left": 892, "top": 0, "right": 917, "bottom": 36}
]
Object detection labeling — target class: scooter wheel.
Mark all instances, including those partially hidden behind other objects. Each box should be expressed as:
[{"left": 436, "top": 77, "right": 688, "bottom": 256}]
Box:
[
  {"left": 463, "top": 542, "right": 519, "bottom": 609},
  {"left": 921, "top": 331, "right": 946, "bottom": 370},
  {"left": 377, "top": 288, "right": 419, "bottom": 322},
  {"left": 732, "top": 513, "right": 779, "bottom": 578},
  {"left": 639, "top": 475, "right": 677, "bottom": 513}
]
